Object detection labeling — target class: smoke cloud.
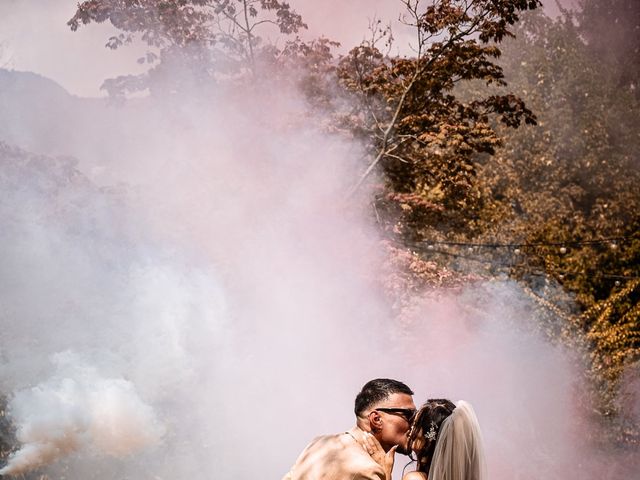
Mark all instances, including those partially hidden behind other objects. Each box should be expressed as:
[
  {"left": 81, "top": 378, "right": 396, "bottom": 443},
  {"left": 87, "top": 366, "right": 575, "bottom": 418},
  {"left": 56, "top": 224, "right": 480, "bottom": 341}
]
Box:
[{"left": 0, "top": 352, "right": 164, "bottom": 476}]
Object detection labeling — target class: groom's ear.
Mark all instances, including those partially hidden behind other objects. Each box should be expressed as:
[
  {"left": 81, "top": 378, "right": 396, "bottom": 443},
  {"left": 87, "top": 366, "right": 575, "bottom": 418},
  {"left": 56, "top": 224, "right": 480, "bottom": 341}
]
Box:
[{"left": 369, "top": 411, "right": 383, "bottom": 431}]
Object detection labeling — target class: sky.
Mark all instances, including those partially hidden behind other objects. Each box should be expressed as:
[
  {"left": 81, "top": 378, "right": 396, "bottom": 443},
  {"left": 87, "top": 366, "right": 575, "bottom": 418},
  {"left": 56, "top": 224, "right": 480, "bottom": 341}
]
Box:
[{"left": 0, "top": 0, "right": 577, "bottom": 97}]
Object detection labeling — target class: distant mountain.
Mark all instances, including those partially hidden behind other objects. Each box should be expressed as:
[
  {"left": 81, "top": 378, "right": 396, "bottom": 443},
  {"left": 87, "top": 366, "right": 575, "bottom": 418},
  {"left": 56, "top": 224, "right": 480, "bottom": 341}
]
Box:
[
  {"left": 0, "top": 69, "right": 130, "bottom": 183},
  {"left": 0, "top": 70, "right": 83, "bottom": 153},
  {"left": 0, "top": 69, "right": 73, "bottom": 101}
]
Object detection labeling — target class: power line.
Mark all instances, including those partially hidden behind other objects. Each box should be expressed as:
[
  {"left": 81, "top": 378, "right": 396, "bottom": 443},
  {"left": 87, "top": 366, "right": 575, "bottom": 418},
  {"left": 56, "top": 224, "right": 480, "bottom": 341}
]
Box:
[
  {"left": 417, "top": 248, "right": 639, "bottom": 280},
  {"left": 394, "top": 237, "right": 639, "bottom": 281},
  {"left": 408, "top": 235, "right": 632, "bottom": 249}
]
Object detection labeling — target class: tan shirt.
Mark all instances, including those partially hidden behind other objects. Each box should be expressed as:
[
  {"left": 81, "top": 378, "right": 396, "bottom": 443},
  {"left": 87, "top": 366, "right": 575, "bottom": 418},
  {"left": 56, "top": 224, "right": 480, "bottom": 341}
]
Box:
[{"left": 282, "top": 427, "right": 385, "bottom": 480}]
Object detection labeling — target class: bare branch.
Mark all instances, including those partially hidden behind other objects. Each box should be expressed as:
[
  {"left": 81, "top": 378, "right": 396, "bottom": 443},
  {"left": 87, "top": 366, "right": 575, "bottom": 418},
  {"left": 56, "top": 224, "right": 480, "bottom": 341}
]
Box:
[{"left": 348, "top": 0, "right": 490, "bottom": 196}]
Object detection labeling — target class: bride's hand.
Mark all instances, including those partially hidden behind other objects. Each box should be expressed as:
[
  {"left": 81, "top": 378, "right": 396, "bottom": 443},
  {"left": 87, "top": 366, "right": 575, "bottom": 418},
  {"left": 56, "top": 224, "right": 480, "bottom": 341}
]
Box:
[{"left": 363, "top": 432, "right": 396, "bottom": 480}]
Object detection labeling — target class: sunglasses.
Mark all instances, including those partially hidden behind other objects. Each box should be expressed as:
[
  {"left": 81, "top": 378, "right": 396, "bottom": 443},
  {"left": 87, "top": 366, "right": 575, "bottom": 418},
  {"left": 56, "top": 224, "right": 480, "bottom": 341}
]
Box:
[{"left": 375, "top": 407, "right": 417, "bottom": 422}]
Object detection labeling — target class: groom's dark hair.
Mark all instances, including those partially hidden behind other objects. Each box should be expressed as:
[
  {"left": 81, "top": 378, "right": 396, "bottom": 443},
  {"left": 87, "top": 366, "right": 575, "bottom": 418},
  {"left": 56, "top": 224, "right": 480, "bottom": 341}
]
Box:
[{"left": 354, "top": 378, "right": 414, "bottom": 416}]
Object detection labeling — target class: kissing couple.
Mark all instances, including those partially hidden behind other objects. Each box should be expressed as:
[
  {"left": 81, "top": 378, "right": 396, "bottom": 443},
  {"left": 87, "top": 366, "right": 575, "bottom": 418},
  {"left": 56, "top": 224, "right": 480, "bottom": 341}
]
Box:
[{"left": 282, "top": 378, "right": 485, "bottom": 480}]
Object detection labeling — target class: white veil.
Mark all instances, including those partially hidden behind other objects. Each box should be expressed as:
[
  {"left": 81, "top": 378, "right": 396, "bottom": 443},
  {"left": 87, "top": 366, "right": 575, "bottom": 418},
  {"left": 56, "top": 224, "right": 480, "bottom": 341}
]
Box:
[{"left": 427, "top": 400, "right": 487, "bottom": 480}]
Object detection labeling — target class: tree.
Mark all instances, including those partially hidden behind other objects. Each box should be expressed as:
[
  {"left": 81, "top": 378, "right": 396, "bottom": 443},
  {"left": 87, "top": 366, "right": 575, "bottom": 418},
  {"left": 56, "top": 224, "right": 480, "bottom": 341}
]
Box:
[
  {"left": 334, "top": 0, "right": 539, "bottom": 239},
  {"left": 0, "top": 395, "right": 16, "bottom": 471},
  {"left": 455, "top": 8, "right": 640, "bottom": 429},
  {"left": 68, "top": 0, "right": 307, "bottom": 96},
  {"left": 323, "top": 3, "right": 639, "bottom": 434},
  {"left": 576, "top": 0, "right": 640, "bottom": 98}
]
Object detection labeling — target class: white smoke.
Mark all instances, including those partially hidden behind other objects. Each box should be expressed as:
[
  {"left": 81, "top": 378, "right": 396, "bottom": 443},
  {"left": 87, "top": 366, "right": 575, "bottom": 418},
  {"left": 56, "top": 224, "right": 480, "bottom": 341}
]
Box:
[{"left": 0, "top": 352, "right": 164, "bottom": 476}]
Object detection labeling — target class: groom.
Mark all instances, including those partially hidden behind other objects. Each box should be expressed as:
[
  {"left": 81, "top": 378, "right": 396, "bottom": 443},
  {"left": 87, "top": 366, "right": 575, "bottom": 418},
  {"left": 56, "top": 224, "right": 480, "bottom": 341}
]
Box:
[{"left": 282, "top": 378, "right": 416, "bottom": 480}]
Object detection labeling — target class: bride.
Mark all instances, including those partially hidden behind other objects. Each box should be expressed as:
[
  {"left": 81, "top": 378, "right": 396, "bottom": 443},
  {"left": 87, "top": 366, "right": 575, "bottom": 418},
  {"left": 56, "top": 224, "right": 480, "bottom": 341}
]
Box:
[{"left": 403, "top": 399, "right": 486, "bottom": 480}]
